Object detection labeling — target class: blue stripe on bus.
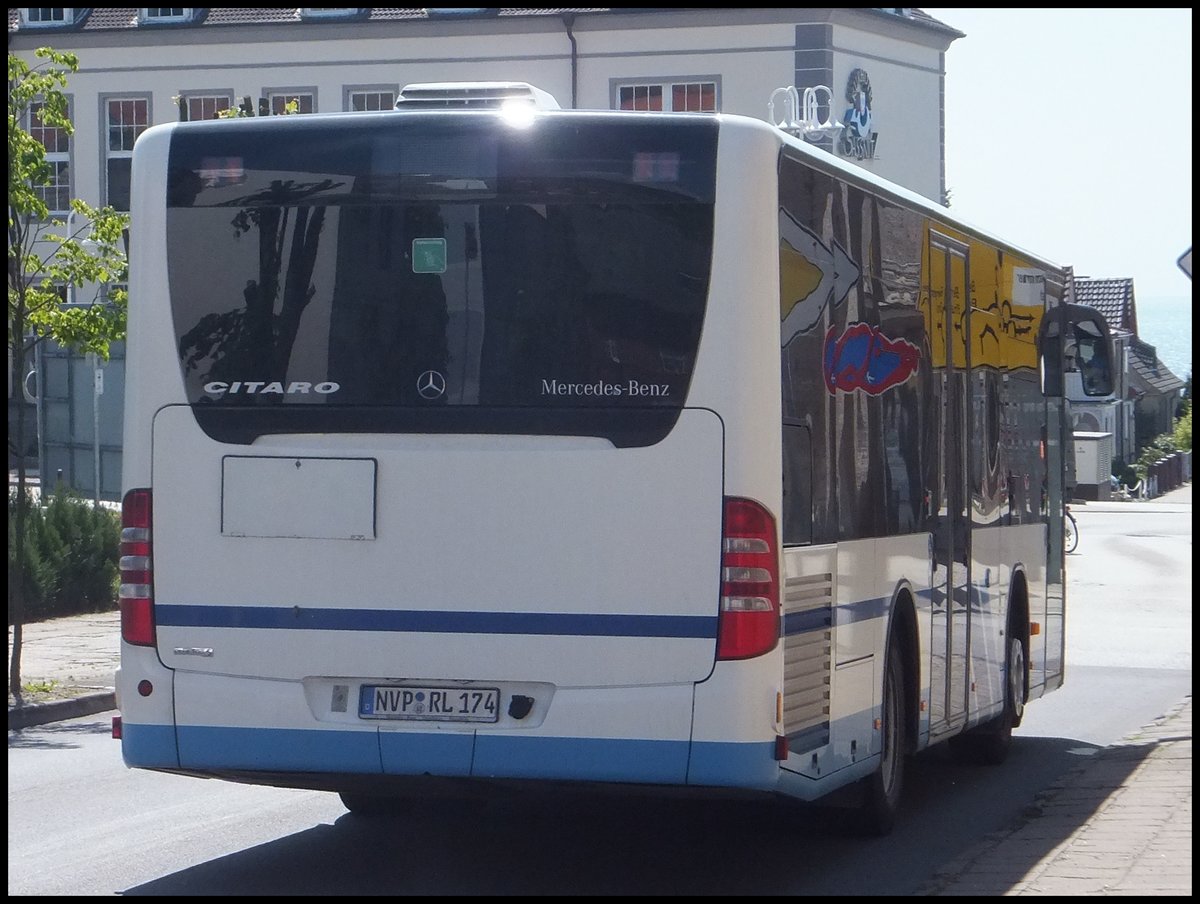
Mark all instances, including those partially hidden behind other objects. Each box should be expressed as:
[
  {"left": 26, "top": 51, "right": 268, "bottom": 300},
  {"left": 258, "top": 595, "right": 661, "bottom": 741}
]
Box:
[
  {"left": 781, "top": 594, "right": 894, "bottom": 637},
  {"left": 781, "top": 606, "right": 831, "bottom": 636},
  {"left": 837, "top": 595, "right": 889, "bottom": 625},
  {"left": 136, "top": 723, "right": 777, "bottom": 787},
  {"left": 156, "top": 605, "right": 718, "bottom": 638}
]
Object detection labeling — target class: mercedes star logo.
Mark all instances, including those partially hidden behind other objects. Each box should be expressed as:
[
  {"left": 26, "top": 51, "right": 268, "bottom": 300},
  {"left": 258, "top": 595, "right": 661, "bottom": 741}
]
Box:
[{"left": 416, "top": 369, "right": 447, "bottom": 400}]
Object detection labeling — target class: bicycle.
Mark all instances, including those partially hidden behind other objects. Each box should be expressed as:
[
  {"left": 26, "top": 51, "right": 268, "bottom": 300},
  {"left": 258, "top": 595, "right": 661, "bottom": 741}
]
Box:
[{"left": 1064, "top": 505, "right": 1079, "bottom": 554}]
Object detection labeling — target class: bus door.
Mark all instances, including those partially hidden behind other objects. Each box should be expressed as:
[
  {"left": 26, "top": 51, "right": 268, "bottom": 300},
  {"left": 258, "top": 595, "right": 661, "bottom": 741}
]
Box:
[{"left": 928, "top": 233, "right": 972, "bottom": 733}]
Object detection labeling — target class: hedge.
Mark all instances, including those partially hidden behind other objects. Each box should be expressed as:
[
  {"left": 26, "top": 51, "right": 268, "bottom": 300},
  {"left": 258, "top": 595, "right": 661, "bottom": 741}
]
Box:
[{"left": 8, "top": 487, "right": 120, "bottom": 623}]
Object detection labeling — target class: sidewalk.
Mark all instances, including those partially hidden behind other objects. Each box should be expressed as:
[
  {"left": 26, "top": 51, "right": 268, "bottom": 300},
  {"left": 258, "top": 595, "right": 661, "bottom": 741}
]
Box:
[
  {"left": 6, "top": 610, "right": 119, "bottom": 729},
  {"left": 1073, "top": 479, "right": 1191, "bottom": 512},
  {"left": 918, "top": 695, "right": 1192, "bottom": 896},
  {"left": 7, "top": 484, "right": 1192, "bottom": 895}
]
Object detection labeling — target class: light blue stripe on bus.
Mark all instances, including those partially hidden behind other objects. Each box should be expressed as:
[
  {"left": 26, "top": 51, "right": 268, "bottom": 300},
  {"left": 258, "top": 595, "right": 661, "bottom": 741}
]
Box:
[
  {"left": 121, "top": 722, "right": 179, "bottom": 769},
  {"left": 380, "top": 730, "right": 473, "bottom": 775},
  {"left": 156, "top": 605, "right": 717, "bottom": 638},
  {"left": 473, "top": 735, "right": 690, "bottom": 784},
  {"left": 688, "top": 739, "right": 780, "bottom": 788},
  {"left": 130, "top": 723, "right": 779, "bottom": 788},
  {"left": 473, "top": 736, "right": 777, "bottom": 788},
  {"left": 177, "top": 725, "right": 383, "bottom": 773}
]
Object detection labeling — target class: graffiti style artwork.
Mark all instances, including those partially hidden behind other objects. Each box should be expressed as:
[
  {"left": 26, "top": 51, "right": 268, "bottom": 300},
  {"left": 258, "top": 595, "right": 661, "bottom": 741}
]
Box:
[
  {"left": 780, "top": 211, "right": 861, "bottom": 346},
  {"left": 823, "top": 322, "right": 920, "bottom": 395},
  {"left": 838, "top": 68, "right": 879, "bottom": 161}
]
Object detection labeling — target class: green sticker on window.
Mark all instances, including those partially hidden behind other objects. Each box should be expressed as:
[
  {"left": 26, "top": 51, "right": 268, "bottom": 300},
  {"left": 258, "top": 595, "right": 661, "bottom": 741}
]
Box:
[{"left": 412, "top": 238, "right": 447, "bottom": 274}]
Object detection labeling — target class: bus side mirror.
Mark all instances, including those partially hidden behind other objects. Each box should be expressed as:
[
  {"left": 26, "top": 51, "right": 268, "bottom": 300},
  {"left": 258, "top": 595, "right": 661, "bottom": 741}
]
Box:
[{"left": 1038, "top": 303, "right": 1114, "bottom": 398}]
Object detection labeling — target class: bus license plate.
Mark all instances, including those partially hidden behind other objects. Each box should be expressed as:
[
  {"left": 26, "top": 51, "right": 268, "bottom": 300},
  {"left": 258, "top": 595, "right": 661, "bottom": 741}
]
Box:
[{"left": 359, "top": 685, "right": 500, "bottom": 723}]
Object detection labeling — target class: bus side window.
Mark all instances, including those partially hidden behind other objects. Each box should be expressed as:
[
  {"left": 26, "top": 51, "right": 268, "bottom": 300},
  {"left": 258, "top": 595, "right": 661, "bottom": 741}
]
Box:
[{"left": 782, "top": 422, "right": 813, "bottom": 546}]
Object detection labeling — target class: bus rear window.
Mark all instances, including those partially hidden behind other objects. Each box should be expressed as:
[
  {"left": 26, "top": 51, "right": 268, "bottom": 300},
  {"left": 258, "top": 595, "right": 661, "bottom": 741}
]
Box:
[{"left": 166, "top": 115, "right": 716, "bottom": 445}]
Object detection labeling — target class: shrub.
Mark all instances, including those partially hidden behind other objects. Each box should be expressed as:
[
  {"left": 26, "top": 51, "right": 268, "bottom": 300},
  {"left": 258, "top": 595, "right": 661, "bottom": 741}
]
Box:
[
  {"left": 1134, "top": 434, "right": 1179, "bottom": 481},
  {"left": 1172, "top": 400, "right": 1191, "bottom": 452},
  {"left": 8, "top": 491, "right": 58, "bottom": 621},
  {"left": 7, "top": 487, "right": 120, "bottom": 623}
]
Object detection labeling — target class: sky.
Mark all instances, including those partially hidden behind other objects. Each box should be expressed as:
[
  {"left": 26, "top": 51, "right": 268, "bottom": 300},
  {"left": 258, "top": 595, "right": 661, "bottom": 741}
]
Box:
[{"left": 921, "top": 9, "right": 1192, "bottom": 301}]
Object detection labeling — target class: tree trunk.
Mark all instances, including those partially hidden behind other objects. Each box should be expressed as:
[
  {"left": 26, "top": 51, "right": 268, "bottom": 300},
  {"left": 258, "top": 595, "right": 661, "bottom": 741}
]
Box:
[{"left": 8, "top": 310, "right": 30, "bottom": 707}]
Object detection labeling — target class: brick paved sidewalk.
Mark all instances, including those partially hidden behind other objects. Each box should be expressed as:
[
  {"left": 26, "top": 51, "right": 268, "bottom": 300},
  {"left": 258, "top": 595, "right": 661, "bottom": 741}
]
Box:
[{"left": 918, "top": 695, "right": 1192, "bottom": 896}]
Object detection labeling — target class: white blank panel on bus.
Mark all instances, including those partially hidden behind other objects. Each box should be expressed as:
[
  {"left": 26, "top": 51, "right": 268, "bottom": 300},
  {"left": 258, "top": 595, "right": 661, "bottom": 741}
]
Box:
[{"left": 221, "top": 456, "right": 376, "bottom": 540}]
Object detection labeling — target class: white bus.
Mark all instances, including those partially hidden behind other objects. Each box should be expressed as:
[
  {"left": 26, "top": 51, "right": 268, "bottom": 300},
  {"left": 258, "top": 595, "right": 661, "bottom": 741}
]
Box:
[{"left": 116, "top": 83, "right": 1113, "bottom": 834}]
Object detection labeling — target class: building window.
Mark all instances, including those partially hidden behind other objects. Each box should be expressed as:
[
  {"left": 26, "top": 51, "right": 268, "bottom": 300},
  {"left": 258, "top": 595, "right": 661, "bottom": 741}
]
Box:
[
  {"left": 671, "top": 82, "right": 717, "bottom": 113},
  {"left": 29, "top": 100, "right": 71, "bottom": 218},
  {"left": 266, "top": 90, "right": 316, "bottom": 115},
  {"left": 347, "top": 88, "right": 396, "bottom": 112},
  {"left": 92, "top": 282, "right": 127, "bottom": 309},
  {"left": 619, "top": 85, "right": 662, "bottom": 112},
  {"left": 181, "top": 93, "right": 232, "bottom": 122},
  {"left": 21, "top": 8, "right": 72, "bottom": 26},
  {"left": 140, "top": 8, "right": 190, "bottom": 22},
  {"left": 616, "top": 80, "right": 718, "bottom": 113},
  {"left": 104, "top": 97, "right": 150, "bottom": 211}
]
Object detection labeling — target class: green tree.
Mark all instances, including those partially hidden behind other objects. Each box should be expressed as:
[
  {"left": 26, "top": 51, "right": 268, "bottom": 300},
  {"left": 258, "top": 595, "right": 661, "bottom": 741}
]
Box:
[{"left": 8, "top": 48, "right": 129, "bottom": 705}]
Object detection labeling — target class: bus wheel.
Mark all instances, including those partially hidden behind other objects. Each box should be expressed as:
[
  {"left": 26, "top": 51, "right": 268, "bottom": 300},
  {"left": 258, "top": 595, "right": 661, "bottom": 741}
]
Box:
[
  {"left": 950, "top": 627, "right": 1024, "bottom": 766},
  {"left": 852, "top": 641, "right": 907, "bottom": 836}
]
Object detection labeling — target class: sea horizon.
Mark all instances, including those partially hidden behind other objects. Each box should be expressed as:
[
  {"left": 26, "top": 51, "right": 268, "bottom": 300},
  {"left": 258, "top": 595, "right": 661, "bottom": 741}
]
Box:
[{"left": 1137, "top": 295, "right": 1192, "bottom": 382}]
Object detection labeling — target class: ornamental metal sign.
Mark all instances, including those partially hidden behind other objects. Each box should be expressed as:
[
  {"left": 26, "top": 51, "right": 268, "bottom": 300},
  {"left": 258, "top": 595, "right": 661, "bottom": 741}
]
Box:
[{"left": 838, "top": 68, "right": 880, "bottom": 161}]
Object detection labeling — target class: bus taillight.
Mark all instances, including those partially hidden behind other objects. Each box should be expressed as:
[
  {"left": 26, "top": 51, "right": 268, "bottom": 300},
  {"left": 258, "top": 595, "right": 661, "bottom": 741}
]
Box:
[
  {"left": 120, "top": 488, "right": 156, "bottom": 646},
  {"left": 716, "top": 497, "right": 780, "bottom": 660}
]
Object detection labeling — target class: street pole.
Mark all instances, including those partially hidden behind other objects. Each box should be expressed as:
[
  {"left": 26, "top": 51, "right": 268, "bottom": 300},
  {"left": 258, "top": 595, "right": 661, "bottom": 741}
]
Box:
[{"left": 92, "top": 352, "right": 102, "bottom": 506}]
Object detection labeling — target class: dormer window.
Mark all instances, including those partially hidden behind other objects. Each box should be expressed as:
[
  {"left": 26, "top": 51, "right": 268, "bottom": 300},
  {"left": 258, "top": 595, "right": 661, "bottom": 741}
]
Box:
[
  {"left": 140, "top": 8, "right": 191, "bottom": 24},
  {"left": 21, "top": 8, "right": 73, "bottom": 27}
]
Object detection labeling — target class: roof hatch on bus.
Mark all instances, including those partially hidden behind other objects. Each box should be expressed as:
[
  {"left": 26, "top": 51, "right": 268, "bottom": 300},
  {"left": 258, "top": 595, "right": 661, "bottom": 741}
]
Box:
[{"left": 394, "top": 81, "right": 561, "bottom": 111}]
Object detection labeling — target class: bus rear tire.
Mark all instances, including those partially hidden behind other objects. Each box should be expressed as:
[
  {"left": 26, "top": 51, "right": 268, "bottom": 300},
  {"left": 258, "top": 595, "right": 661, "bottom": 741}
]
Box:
[{"left": 851, "top": 641, "right": 907, "bottom": 836}]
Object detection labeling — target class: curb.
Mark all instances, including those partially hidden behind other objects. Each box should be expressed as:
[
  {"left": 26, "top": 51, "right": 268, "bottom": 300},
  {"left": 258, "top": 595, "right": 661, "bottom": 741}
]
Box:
[{"left": 8, "top": 691, "right": 116, "bottom": 731}]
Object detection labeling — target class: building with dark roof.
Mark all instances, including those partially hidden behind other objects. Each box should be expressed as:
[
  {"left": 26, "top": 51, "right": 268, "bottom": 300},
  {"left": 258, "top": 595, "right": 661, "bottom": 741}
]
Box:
[
  {"left": 1128, "top": 336, "right": 1187, "bottom": 445},
  {"left": 1073, "top": 277, "right": 1138, "bottom": 335},
  {"left": 1071, "top": 276, "right": 1185, "bottom": 470}
]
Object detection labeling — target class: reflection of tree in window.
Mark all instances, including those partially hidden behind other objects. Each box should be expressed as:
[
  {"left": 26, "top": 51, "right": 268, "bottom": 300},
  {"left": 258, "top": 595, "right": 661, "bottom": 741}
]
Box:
[{"left": 178, "top": 179, "right": 339, "bottom": 394}]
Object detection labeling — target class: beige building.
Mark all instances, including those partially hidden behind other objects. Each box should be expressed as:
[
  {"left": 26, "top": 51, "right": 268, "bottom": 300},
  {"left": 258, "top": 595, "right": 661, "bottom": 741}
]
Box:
[
  {"left": 9, "top": 8, "right": 963, "bottom": 209},
  {"left": 8, "top": 7, "right": 964, "bottom": 496}
]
